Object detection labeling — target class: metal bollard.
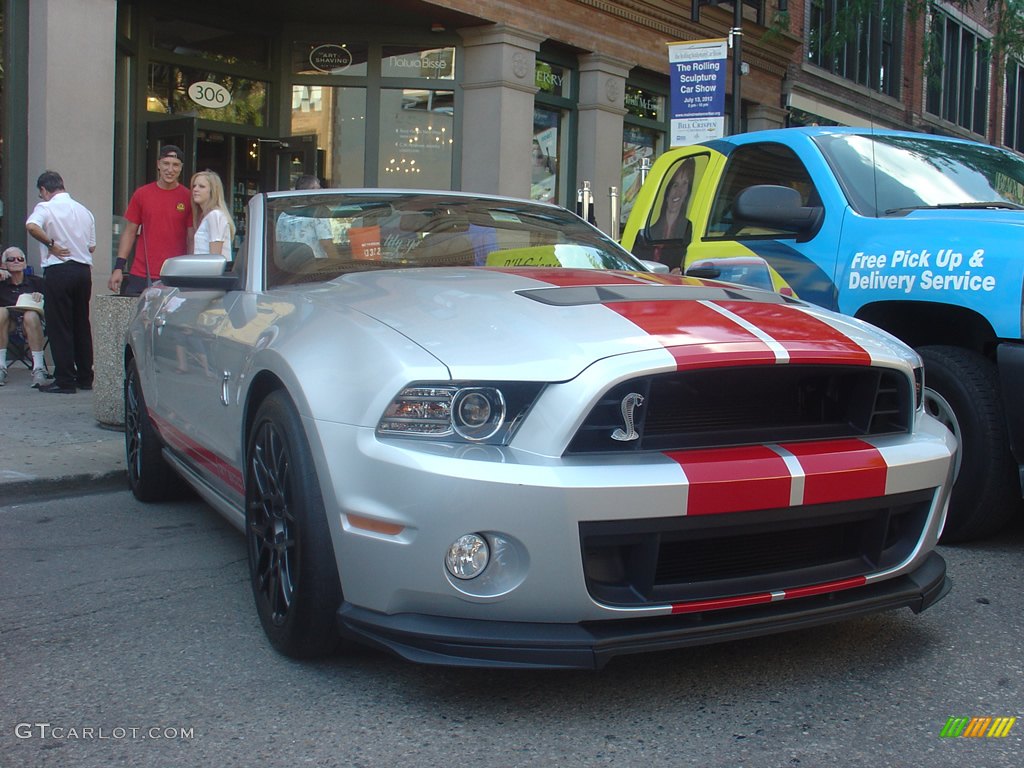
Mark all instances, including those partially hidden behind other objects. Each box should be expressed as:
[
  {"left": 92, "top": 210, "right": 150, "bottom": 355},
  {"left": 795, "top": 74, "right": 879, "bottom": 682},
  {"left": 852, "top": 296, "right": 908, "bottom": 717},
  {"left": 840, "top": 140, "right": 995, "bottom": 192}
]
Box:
[
  {"left": 609, "top": 186, "right": 620, "bottom": 240},
  {"left": 578, "top": 180, "right": 594, "bottom": 225}
]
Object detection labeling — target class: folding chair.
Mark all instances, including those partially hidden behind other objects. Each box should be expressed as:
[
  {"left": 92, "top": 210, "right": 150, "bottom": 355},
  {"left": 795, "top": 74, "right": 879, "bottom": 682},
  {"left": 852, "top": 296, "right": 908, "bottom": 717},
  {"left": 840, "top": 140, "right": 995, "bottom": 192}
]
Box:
[{"left": 6, "top": 313, "right": 49, "bottom": 371}]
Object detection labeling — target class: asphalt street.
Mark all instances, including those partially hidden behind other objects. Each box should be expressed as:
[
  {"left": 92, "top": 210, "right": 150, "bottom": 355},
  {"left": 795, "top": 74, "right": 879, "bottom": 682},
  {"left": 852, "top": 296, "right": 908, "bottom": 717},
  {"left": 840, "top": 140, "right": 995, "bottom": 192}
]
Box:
[{"left": 2, "top": 489, "right": 1023, "bottom": 768}]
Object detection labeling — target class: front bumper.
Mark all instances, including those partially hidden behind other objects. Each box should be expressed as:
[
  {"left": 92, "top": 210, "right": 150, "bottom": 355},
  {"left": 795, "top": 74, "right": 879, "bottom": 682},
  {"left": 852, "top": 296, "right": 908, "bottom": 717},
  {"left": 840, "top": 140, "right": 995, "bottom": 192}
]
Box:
[{"left": 336, "top": 551, "right": 949, "bottom": 669}]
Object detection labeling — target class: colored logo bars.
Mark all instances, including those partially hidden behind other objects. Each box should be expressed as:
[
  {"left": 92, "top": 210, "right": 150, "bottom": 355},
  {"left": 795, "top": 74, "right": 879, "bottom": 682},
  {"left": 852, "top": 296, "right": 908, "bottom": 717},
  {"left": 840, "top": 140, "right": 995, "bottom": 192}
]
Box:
[{"left": 940, "top": 716, "right": 1016, "bottom": 738}]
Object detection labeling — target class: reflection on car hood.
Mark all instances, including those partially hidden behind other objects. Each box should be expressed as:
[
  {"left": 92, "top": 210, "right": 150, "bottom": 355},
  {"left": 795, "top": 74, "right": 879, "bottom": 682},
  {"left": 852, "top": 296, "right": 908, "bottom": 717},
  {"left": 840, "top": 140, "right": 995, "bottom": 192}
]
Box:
[{"left": 308, "top": 267, "right": 895, "bottom": 380}]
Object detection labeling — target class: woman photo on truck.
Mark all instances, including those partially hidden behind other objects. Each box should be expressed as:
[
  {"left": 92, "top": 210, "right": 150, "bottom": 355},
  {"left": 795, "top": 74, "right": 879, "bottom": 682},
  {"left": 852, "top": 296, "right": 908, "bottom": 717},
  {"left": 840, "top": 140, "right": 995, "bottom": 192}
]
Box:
[{"left": 634, "top": 157, "right": 695, "bottom": 273}]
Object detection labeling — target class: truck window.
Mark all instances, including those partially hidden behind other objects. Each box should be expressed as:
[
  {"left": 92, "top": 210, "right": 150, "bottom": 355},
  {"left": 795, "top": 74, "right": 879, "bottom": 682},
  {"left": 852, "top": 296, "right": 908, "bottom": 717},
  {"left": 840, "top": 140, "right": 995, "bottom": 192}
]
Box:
[
  {"left": 815, "top": 132, "right": 1024, "bottom": 216},
  {"left": 707, "top": 143, "right": 820, "bottom": 239}
]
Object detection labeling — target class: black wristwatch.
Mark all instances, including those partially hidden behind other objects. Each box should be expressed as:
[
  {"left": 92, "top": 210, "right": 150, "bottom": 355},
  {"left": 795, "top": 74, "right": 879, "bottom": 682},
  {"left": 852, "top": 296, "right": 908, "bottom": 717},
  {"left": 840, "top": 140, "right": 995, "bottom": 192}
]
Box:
[{"left": 46, "top": 238, "right": 54, "bottom": 248}]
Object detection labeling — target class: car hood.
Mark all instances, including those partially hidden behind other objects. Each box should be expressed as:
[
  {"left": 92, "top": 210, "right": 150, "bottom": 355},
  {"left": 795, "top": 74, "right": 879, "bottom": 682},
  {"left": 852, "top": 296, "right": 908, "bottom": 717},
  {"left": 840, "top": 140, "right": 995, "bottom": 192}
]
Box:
[{"left": 310, "top": 267, "right": 899, "bottom": 380}]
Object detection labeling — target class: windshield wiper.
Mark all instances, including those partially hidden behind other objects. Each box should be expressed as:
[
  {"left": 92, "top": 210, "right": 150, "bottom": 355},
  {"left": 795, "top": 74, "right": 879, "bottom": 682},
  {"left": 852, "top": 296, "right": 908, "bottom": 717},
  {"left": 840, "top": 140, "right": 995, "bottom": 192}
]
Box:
[{"left": 885, "top": 201, "right": 1024, "bottom": 214}]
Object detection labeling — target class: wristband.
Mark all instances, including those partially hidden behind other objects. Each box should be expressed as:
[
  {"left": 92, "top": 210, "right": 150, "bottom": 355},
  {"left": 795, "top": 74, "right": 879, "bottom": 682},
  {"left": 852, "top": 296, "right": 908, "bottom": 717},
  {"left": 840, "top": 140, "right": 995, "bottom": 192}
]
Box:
[{"left": 114, "top": 258, "right": 127, "bottom": 271}]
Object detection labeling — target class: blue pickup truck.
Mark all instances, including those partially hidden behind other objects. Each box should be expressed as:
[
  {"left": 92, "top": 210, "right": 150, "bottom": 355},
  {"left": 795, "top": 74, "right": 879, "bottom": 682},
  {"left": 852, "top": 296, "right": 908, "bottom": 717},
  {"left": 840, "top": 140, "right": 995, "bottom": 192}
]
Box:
[{"left": 621, "top": 127, "right": 1024, "bottom": 542}]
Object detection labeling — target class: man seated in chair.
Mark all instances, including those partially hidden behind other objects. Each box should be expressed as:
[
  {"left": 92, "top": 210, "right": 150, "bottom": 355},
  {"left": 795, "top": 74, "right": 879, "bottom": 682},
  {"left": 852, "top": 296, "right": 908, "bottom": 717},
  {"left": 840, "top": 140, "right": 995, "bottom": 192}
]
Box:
[{"left": 0, "top": 246, "right": 48, "bottom": 387}]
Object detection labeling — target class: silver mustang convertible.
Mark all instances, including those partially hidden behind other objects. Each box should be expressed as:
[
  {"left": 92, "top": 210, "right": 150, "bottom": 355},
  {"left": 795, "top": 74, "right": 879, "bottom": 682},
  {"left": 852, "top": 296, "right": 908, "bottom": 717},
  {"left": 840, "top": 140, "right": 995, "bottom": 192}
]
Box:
[{"left": 124, "top": 190, "right": 955, "bottom": 669}]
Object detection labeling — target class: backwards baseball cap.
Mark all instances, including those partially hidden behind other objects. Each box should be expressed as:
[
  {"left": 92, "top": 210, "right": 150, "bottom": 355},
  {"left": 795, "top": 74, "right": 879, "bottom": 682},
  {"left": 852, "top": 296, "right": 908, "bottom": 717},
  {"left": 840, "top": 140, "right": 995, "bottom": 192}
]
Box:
[{"left": 159, "top": 144, "right": 184, "bottom": 161}]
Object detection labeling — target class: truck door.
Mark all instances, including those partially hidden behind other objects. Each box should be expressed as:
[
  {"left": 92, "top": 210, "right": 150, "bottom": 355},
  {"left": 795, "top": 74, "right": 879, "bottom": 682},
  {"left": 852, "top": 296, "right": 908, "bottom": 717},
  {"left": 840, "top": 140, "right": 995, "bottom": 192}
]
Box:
[{"left": 695, "top": 141, "right": 840, "bottom": 309}]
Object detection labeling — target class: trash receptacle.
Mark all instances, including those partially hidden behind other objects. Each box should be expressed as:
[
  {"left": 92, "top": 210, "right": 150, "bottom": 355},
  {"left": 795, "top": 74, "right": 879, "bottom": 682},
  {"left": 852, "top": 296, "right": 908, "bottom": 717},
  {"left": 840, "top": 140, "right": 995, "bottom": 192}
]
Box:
[{"left": 93, "top": 293, "right": 138, "bottom": 429}]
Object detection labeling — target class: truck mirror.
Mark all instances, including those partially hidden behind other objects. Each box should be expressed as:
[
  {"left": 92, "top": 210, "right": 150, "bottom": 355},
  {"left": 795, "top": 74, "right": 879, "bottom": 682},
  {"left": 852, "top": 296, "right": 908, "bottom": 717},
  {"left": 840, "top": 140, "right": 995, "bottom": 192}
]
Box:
[{"left": 733, "top": 185, "right": 823, "bottom": 240}]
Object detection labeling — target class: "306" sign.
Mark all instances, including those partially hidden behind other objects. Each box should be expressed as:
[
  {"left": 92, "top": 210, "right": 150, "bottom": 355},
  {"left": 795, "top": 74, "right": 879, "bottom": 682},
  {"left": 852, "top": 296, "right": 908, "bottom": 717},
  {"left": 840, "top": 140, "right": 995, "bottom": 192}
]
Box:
[{"left": 187, "top": 81, "right": 232, "bottom": 109}]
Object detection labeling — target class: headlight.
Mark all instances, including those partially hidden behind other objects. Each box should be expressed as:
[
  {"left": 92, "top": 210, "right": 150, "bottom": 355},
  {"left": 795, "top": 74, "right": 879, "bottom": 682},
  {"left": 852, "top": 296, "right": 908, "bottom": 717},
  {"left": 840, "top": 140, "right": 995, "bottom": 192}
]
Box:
[{"left": 377, "top": 382, "right": 542, "bottom": 444}]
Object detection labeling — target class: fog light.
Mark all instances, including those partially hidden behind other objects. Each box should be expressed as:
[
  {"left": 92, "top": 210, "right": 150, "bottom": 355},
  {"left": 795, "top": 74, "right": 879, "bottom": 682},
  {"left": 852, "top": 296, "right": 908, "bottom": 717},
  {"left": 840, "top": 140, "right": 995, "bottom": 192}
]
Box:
[{"left": 445, "top": 534, "right": 489, "bottom": 580}]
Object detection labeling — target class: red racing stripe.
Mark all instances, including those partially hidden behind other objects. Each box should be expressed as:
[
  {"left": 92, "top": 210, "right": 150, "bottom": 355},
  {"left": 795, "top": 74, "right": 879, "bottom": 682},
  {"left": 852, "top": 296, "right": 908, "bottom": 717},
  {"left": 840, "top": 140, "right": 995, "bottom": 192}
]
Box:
[
  {"left": 784, "top": 575, "right": 867, "bottom": 600},
  {"left": 666, "top": 445, "right": 792, "bottom": 515},
  {"left": 609, "top": 300, "right": 777, "bottom": 368},
  {"left": 670, "top": 592, "right": 774, "bottom": 614},
  {"left": 150, "top": 409, "right": 244, "bottom": 497},
  {"left": 782, "top": 439, "right": 887, "bottom": 505},
  {"left": 715, "top": 302, "right": 872, "bottom": 365}
]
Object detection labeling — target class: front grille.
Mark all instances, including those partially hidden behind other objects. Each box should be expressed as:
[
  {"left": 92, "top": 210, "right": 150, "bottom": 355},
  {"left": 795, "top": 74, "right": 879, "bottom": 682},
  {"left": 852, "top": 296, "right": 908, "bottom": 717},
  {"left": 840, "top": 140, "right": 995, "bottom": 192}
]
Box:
[
  {"left": 579, "top": 490, "right": 933, "bottom": 607},
  {"left": 567, "top": 365, "right": 911, "bottom": 454}
]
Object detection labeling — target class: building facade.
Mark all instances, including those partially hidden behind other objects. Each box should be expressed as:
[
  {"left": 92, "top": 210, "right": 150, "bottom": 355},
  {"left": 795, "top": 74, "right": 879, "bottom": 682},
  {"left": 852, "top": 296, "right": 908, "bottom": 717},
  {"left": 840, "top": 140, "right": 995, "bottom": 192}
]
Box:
[
  {"left": 0, "top": 0, "right": 1019, "bottom": 292},
  {"left": 1, "top": 0, "right": 799, "bottom": 288}
]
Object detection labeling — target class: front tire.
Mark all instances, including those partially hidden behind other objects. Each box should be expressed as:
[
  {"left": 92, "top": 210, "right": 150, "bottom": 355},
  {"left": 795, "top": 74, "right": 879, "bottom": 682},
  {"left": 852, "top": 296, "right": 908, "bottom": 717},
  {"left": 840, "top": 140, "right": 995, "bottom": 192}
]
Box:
[
  {"left": 124, "top": 358, "right": 176, "bottom": 502},
  {"left": 246, "top": 391, "right": 342, "bottom": 658},
  {"left": 919, "top": 345, "right": 1019, "bottom": 543}
]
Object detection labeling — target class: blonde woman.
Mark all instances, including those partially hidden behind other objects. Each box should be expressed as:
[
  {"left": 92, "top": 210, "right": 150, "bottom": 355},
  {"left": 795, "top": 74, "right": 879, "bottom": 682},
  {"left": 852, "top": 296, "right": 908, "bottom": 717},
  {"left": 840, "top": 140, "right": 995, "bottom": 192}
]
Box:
[{"left": 190, "top": 170, "right": 235, "bottom": 261}]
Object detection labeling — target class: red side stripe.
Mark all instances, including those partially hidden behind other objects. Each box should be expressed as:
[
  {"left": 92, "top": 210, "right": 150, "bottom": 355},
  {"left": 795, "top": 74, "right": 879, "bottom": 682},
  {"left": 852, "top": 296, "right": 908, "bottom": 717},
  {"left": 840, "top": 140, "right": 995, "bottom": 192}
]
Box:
[
  {"left": 150, "top": 409, "right": 245, "bottom": 497},
  {"left": 782, "top": 439, "right": 887, "bottom": 505},
  {"left": 666, "top": 445, "right": 792, "bottom": 515},
  {"left": 716, "top": 302, "right": 872, "bottom": 365}
]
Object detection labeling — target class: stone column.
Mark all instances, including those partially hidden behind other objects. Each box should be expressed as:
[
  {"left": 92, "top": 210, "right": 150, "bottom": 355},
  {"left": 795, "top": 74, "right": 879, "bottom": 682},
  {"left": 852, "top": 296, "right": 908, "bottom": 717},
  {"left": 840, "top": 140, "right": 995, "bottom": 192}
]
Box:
[
  {"left": 457, "top": 24, "right": 545, "bottom": 197},
  {"left": 576, "top": 53, "right": 633, "bottom": 234},
  {"left": 27, "top": 0, "right": 116, "bottom": 294}
]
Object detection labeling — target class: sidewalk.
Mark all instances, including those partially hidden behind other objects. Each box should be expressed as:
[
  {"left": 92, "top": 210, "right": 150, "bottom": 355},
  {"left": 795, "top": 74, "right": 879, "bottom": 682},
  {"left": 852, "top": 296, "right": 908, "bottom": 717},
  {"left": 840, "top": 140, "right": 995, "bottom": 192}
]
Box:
[{"left": 1, "top": 363, "right": 126, "bottom": 502}]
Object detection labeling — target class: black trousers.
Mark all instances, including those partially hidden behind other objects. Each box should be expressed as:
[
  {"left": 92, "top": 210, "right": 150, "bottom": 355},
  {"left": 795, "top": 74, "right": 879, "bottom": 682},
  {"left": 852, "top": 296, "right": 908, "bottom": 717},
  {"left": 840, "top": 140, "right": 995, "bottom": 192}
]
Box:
[{"left": 42, "top": 261, "right": 93, "bottom": 389}]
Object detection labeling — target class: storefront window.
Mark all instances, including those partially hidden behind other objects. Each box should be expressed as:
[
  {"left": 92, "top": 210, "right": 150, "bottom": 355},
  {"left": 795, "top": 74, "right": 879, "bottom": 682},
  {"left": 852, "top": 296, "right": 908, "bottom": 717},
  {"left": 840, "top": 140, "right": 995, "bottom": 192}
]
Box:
[
  {"left": 151, "top": 19, "right": 268, "bottom": 67},
  {"left": 535, "top": 61, "right": 571, "bottom": 98},
  {"left": 379, "top": 88, "right": 454, "bottom": 189},
  {"left": 621, "top": 126, "right": 658, "bottom": 223},
  {"left": 533, "top": 56, "right": 576, "bottom": 206},
  {"left": 381, "top": 46, "right": 455, "bottom": 79},
  {"left": 291, "top": 85, "right": 367, "bottom": 187},
  {"left": 532, "top": 107, "right": 560, "bottom": 204},
  {"left": 147, "top": 64, "right": 268, "bottom": 127},
  {"left": 622, "top": 82, "right": 667, "bottom": 224},
  {"left": 292, "top": 42, "right": 369, "bottom": 76}
]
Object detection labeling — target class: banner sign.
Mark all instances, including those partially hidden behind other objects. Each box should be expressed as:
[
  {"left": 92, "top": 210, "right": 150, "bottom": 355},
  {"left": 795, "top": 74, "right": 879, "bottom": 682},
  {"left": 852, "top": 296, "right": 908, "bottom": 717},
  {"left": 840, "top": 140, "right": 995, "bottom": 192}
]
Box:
[{"left": 667, "top": 39, "right": 727, "bottom": 147}]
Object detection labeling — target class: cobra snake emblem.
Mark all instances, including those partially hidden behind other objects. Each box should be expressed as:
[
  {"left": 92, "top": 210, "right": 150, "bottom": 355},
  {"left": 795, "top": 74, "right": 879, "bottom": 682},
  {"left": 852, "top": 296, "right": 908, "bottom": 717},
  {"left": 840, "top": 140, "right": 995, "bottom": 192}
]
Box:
[{"left": 611, "top": 393, "right": 644, "bottom": 441}]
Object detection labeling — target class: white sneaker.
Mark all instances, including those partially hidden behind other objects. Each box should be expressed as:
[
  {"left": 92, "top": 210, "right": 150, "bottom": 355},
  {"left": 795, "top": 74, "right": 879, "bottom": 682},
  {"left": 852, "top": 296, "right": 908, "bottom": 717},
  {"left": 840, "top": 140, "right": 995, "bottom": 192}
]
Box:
[
  {"left": 32, "top": 368, "right": 48, "bottom": 388},
  {"left": 0, "top": 366, "right": 7, "bottom": 386}
]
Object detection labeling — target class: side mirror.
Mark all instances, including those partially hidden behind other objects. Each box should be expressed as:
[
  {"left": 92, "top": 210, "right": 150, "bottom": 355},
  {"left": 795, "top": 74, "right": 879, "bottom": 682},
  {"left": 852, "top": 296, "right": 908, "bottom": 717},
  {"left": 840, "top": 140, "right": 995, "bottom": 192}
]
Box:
[
  {"left": 732, "top": 185, "right": 823, "bottom": 240},
  {"left": 639, "top": 260, "right": 670, "bottom": 274},
  {"left": 160, "top": 254, "right": 241, "bottom": 292},
  {"left": 685, "top": 256, "right": 777, "bottom": 292}
]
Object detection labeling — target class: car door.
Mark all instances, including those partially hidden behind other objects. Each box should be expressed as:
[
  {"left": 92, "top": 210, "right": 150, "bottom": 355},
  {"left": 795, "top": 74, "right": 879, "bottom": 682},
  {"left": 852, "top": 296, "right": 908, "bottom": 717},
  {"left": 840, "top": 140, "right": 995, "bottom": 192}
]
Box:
[{"left": 151, "top": 284, "right": 241, "bottom": 493}]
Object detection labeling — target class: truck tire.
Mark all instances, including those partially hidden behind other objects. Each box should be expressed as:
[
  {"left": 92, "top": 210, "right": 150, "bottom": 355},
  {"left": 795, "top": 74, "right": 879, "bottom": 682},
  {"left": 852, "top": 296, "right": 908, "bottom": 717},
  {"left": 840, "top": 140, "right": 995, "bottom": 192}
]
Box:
[{"left": 919, "top": 345, "right": 1018, "bottom": 543}]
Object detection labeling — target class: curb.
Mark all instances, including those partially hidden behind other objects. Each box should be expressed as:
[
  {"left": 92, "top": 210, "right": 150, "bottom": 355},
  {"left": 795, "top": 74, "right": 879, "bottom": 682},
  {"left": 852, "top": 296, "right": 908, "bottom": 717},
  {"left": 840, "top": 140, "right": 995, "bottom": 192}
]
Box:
[{"left": 4, "top": 470, "right": 128, "bottom": 506}]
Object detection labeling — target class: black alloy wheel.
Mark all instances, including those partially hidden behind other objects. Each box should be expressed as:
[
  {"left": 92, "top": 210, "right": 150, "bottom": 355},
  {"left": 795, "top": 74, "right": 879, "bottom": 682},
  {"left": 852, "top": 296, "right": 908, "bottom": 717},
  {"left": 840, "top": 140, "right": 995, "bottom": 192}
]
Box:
[
  {"left": 124, "top": 359, "right": 175, "bottom": 502},
  {"left": 246, "top": 391, "right": 342, "bottom": 658}
]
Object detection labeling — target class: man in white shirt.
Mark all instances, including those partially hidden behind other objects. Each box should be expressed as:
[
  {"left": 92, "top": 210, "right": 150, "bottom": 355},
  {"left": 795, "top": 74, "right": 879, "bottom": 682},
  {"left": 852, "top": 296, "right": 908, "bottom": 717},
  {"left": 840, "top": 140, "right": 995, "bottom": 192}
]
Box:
[
  {"left": 275, "top": 174, "right": 335, "bottom": 260},
  {"left": 26, "top": 170, "right": 96, "bottom": 394}
]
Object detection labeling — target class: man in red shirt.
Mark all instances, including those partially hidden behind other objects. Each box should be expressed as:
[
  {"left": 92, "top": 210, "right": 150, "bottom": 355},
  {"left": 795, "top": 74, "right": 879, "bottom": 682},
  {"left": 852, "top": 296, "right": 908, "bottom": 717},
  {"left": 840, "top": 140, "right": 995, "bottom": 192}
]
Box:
[{"left": 108, "top": 144, "right": 192, "bottom": 296}]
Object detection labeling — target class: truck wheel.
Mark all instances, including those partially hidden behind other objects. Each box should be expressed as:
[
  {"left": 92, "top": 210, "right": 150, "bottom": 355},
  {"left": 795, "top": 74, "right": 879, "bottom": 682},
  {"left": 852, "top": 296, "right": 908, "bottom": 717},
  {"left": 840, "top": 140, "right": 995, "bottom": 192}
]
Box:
[{"left": 919, "top": 345, "right": 1018, "bottom": 543}]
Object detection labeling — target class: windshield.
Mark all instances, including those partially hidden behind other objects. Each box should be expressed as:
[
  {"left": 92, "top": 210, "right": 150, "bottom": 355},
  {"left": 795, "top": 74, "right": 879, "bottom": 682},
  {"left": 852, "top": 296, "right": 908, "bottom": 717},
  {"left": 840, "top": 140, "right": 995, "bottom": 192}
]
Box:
[
  {"left": 815, "top": 133, "right": 1024, "bottom": 217},
  {"left": 265, "top": 192, "right": 645, "bottom": 287}
]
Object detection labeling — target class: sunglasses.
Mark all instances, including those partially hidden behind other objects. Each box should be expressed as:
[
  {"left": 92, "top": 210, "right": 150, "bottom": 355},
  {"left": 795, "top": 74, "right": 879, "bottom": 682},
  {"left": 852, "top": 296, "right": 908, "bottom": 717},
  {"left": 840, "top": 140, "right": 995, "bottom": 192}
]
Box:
[{"left": 4, "top": 256, "right": 26, "bottom": 263}]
